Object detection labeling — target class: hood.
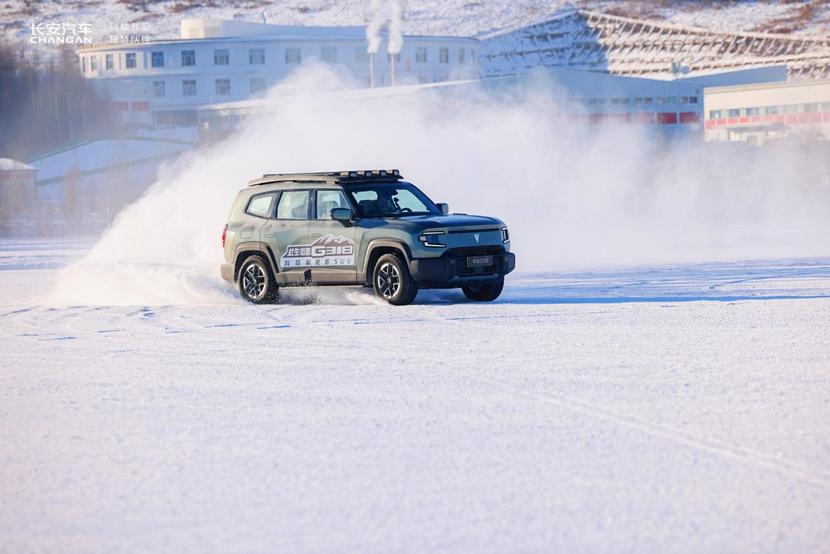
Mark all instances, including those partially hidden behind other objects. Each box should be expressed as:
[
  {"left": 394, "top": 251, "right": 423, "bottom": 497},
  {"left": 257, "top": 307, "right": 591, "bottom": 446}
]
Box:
[{"left": 398, "top": 213, "right": 504, "bottom": 230}]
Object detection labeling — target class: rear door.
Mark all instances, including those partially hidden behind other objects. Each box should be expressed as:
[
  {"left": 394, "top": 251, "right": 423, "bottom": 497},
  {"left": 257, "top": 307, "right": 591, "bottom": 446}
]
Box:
[
  {"left": 306, "top": 188, "right": 357, "bottom": 284},
  {"left": 261, "top": 189, "right": 311, "bottom": 283}
]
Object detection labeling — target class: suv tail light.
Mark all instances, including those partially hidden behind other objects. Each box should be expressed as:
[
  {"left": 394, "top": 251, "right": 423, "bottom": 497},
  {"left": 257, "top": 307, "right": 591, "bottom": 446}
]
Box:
[{"left": 221, "top": 224, "right": 227, "bottom": 248}]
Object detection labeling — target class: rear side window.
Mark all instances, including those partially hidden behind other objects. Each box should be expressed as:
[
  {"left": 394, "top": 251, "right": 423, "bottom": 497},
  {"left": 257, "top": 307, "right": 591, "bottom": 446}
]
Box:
[
  {"left": 277, "top": 190, "right": 310, "bottom": 220},
  {"left": 246, "top": 193, "right": 275, "bottom": 218}
]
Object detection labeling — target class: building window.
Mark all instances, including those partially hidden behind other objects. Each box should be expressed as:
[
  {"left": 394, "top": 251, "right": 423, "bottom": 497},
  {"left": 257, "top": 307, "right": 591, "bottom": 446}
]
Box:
[
  {"left": 782, "top": 104, "right": 799, "bottom": 114},
  {"left": 746, "top": 107, "right": 761, "bottom": 116},
  {"left": 355, "top": 46, "right": 368, "bottom": 63},
  {"left": 387, "top": 52, "right": 400, "bottom": 63},
  {"left": 151, "top": 51, "right": 164, "bottom": 68},
  {"left": 285, "top": 48, "right": 301, "bottom": 64},
  {"left": 439, "top": 47, "right": 448, "bottom": 63},
  {"left": 765, "top": 106, "right": 779, "bottom": 115},
  {"left": 105, "top": 54, "right": 113, "bottom": 70},
  {"left": 214, "top": 49, "right": 229, "bottom": 65},
  {"left": 125, "top": 53, "right": 136, "bottom": 68},
  {"left": 182, "top": 79, "right": 196, "bottom": 96},
  {"left": 689, "top": 96, "right": 698, "bottom": 104},
  {"left": 804, "top": 103, "right": 819, "bottom": 112},
  {"left": 321, "top": 46, "right": 337, "bottom": 63},
  {"left": 152, "top": 81, "right": 165, "bottom": 97},
  {"left": 90, "top": 55, "right": 98, "bottom": 71},
  {"left": 81, "top": 56, "right": 86, "bottom": 72},
  {"left": 709, "top": 110, "right": 722, "bottom": 119},
  {"left": 416, "top": 47, "right": 427, "bottom": 63},
  {"left": 642, "top": 97, "right": 653, "bottom": 105},
  {"left": 250, "top": 78, "right": 266, "bottom": 94},
  {"left": 249, "top": 48, "right": 265, "bottom": 65},
  {"left": 215, "top": 79, "right": 230, "bottom": 95},
  {"left": 727, "top": 108, "right": 740, "bottom": 117},
  {"left": 459, "top": 48, "right": 466, "bottom": 63},
  {"left": 181, "top": 50, "right": 195, "bottom": 66}
]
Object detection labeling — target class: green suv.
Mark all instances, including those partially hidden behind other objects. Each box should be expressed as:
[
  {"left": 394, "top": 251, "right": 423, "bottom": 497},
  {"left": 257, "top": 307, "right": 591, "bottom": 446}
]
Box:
[{"left": 220, "top": 170, "right": 515, "bottom": 305}]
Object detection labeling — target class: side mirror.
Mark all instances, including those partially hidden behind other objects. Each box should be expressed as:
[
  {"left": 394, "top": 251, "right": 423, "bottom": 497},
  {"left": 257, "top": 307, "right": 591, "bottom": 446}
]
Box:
[
  {"left": 437, "top": 203, "right": 449, "bottom": 215},
  {"left": 331, "top": 207, "right": 354, "bottom": 222}
]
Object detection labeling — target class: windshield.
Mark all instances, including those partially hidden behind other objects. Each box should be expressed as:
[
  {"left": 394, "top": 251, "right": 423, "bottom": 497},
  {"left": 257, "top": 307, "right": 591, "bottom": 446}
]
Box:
[{"left": 347, "top": 182, "right": 440, "bottom": 218}]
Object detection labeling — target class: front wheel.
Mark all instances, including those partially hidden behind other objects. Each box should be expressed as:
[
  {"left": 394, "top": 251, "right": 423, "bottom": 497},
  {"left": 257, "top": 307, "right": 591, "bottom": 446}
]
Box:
[
  {"left": 373, "top": 253, "right": 418, "bottom": 306},
  {"left": 462, "top": 278, "right": 504, "bottom": 302},
  {"left": 238, "top": 255, "right": 278, "bottom": 304}
]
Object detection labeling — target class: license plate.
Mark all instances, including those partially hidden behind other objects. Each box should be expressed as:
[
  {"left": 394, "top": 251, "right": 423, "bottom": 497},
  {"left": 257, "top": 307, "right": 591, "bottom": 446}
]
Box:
[{"left": 467, "top": 255, "right": 493, "bottom": 267}]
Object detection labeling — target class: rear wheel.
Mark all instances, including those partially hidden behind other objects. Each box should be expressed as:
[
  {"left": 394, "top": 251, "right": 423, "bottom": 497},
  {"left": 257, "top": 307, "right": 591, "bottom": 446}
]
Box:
[
  {"left": 238, "top": 255, "right": 278, "bottom": 304},
  {"left": 373, "top": 253, "right": 418, "bottom": 306},
  {"left": 462, "top": 278, "right": 504, "bottom": 302}
]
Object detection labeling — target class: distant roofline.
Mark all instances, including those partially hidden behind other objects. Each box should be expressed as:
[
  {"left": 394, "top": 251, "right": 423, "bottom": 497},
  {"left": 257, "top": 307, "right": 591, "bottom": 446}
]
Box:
[
  {"left": 480, "top": 6, "right": 830, "bottom": 44},
  {"left": 77, "top": 28, "right": 479, "bottom": 53},
  {"left": 703, "top": 77, "right": 830, "bottom": 95}
]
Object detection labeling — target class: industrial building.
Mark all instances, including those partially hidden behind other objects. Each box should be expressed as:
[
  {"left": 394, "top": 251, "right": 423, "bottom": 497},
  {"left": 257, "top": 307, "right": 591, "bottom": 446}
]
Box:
[
  {"left": 704, "top": 79, "right": 830, "bottom": 144},
  {"left": 480, "top": 8, "right": 830, "bottom": 80},
  {"left": 76, "top": 18, "right": 480, "bottom": 127}
]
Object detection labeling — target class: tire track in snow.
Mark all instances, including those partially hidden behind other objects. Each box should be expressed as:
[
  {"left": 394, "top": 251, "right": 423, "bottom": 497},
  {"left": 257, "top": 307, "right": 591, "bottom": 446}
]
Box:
[{"left": 490, "top": 378, "right": 830, "bottom": 489}]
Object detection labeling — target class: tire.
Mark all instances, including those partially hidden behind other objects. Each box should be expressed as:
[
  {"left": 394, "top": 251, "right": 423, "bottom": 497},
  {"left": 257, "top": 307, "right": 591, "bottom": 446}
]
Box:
[
  {"left": 462, "top": 277, "right": 504, "bottom": 302},
  {"left": 372, "top": 253, "right": 418, "bottom": 306},
  {"left": 238, "top": 255, "right": 278, "bottom": 304}
]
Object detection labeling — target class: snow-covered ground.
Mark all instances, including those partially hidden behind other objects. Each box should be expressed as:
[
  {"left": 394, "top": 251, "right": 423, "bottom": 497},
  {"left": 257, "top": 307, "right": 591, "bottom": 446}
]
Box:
[{"left": 1, "top": 240, "right": 829, "bottom": 552}]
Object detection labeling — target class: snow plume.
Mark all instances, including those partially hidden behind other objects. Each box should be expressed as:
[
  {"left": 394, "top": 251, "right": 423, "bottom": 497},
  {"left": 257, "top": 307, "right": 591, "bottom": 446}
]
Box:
[{"left": 52, "top": 65, "right": 830, "bottom": 305}]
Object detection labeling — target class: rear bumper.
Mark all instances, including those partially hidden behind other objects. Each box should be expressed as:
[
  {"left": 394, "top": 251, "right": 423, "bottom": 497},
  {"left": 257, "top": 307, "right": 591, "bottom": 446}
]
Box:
[
  {"left": 410, "top": 251, "right": 515, "bottom": 288},
  {"left": 220, "top": 263, "right": 234, "bottom": 283}
]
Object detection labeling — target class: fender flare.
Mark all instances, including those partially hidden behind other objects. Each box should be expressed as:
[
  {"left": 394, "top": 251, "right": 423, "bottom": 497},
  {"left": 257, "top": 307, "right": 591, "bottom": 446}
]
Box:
[
  {"left": 362, "top": 239, "right": 413, "bottom": 276},
  {"left": 234, "top": 241, "right": 280, "bottom": 280}
]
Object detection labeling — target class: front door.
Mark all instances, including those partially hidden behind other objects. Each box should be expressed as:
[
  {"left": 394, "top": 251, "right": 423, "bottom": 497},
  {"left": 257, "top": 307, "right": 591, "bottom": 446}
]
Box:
[
  {"left": 306, "top": 189, "right": 357, "bottom": 284},
  {"left": 261, "top": 189, "right": 311, "bottom": 284}
]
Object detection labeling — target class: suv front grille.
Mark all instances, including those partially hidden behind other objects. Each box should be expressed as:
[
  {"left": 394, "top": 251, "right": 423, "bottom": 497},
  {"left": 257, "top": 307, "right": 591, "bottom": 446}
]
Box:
[{"left": 447, "top": 246, "right": 504, "bottom": 277}]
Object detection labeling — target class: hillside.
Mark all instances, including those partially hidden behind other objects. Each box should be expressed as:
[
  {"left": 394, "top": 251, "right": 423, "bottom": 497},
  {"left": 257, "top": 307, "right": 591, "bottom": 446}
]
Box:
[{"left": 3, "top": 0, "right": 830, "bottom": 50}]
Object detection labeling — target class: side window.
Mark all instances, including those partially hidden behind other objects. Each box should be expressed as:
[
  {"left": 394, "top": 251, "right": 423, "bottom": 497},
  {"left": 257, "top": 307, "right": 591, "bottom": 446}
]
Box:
[
  {"left": 277, "top": 191, "right": 310, "bottom": 220},
  {"left": 246, "top": 193, "right": 275, "bottom": 218},
  {"left": 316, "top": 190, "right": 349, "bottom": 219},
  {"left": 352, "top": 190, "right": 380, "bottom": 216}
]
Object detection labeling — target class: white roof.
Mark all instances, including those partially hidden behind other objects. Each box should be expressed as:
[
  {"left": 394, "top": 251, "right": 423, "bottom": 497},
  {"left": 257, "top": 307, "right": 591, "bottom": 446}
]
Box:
[
  {"left": 27, "top": 138, "right": 193, "bottom": 183},
  {"left": 0, "top": 158, "right": 35, "bottom": 171}
]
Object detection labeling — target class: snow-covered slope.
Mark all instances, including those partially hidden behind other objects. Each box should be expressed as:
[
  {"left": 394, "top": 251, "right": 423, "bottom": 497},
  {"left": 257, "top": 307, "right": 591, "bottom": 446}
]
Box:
[{"left": 4, "top": 0, "right": 830, "bottom": 49}]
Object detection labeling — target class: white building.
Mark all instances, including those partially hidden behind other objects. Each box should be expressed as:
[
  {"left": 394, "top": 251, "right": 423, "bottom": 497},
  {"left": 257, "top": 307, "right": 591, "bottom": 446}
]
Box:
[
  {"left": 77, "top": 18, "right": 480, "bottom": 128},
  {"left": 704, "top": 79, "right": 830, "bottom": 144}
]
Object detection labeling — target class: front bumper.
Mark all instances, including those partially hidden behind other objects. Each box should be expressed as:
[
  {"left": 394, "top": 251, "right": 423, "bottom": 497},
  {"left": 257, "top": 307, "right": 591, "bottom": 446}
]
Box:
[{"left": 410, "top": 248, "right": 515, "bottom": 288}]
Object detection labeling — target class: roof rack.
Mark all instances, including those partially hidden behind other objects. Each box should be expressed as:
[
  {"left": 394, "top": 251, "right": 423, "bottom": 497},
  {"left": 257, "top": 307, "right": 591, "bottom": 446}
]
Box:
[{"left": 249, "top": 169, "right": 402, "bottom": 187}]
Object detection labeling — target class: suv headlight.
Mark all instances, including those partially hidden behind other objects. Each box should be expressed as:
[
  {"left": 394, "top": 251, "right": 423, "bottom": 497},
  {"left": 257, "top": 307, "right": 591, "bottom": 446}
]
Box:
[
  {"left": 501, "top": 227, "right": 510, "bottom": 243},
  {"left": 418, "top": 231, "right": 446, "bottom": 248}
]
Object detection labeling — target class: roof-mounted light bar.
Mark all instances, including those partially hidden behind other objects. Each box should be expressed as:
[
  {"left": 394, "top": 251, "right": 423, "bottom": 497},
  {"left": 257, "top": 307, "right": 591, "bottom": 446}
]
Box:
[{"left": 249, "top": 169, "right": 403, "bottom": 187}]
